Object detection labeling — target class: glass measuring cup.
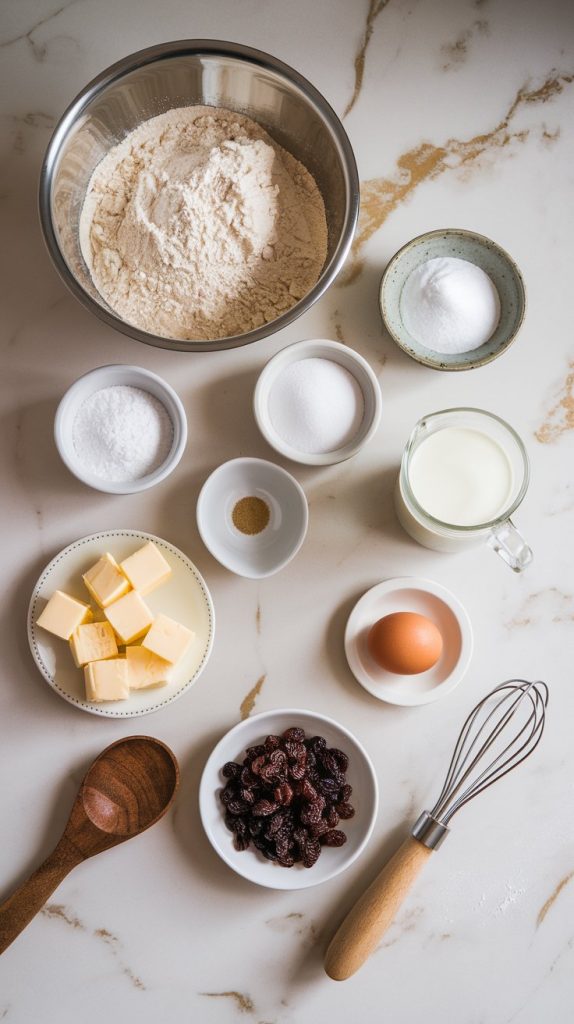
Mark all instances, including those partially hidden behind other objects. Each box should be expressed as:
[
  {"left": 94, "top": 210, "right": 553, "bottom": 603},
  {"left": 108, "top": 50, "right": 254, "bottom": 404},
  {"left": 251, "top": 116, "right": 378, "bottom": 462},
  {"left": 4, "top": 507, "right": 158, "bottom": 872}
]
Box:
[{"left": 395, "top": 408, "right": 532, "bottom": 572}]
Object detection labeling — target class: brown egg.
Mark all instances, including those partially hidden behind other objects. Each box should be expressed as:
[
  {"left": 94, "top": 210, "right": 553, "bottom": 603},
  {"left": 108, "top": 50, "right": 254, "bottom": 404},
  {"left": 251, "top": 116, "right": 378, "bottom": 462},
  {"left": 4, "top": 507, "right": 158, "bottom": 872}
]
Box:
[{"left": 367, "top": 612, "right": 443, "bottom": 675}]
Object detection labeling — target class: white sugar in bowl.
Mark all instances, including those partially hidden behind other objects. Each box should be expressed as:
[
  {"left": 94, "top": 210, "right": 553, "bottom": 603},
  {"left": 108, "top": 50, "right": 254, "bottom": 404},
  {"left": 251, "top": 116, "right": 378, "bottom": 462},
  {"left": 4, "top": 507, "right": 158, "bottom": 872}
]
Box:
[{"left": 54, "top": 364, "right": 187, "bottom": 494}]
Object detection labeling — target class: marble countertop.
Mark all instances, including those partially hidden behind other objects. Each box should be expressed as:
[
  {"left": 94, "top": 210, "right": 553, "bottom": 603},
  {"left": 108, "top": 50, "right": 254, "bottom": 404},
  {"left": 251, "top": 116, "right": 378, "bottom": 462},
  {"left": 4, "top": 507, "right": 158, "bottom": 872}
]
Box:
[{"left": 1, "top": 1, "right": 573, "bottom": 1021}]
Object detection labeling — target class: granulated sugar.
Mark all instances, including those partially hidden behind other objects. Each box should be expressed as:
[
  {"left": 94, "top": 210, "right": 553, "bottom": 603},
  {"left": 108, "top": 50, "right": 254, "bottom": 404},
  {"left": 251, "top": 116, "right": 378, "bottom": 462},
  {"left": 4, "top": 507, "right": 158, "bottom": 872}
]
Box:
[
  {"left": 400, "top": 256, "right": 500, "bottom": 354},
  {"left": 268, "top": 358, "right": 364, "bottom": 454},
  {"left": 79, "top": 106, "right": 328, "bottom": 342},
  {"left": 72, "top": 385, "right": 173, "bottom": 482}
]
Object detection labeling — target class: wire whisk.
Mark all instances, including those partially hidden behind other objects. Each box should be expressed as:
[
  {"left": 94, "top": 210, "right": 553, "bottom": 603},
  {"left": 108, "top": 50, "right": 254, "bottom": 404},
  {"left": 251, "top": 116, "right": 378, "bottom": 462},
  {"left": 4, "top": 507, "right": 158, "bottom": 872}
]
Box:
[
  {"left": 412, "top": 678, "right": 549, "bottom": 849},
  {"left": 325, "top": 679, "right": 549, "bottom": 980}
]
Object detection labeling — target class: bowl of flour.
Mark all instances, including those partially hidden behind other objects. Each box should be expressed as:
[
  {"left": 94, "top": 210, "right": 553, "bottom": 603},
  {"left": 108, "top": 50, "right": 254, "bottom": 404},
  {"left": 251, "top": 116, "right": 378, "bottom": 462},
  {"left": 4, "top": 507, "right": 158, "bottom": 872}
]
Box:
[{"left": 40, "top": 41, "right": 359, "bottom": 352}]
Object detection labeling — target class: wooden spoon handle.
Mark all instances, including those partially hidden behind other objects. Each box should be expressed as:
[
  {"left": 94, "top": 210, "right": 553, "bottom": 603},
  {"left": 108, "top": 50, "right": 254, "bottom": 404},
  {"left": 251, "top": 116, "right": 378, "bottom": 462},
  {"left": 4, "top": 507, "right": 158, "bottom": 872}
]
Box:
[
  {"left": 324, "top": 836, "right": 433, "bottom": 981},
  {"left": 0, "top": 839, "right": 81, "bottom": 955}
]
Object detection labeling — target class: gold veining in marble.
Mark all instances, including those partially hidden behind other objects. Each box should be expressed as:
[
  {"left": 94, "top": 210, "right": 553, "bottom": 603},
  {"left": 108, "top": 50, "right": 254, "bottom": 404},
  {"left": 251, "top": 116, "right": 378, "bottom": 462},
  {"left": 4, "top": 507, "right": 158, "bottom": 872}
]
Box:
[
  {"left": 440, "top": 19, "right": 489, "bottom": 72},
  {"left": 536, "top": 871, "right": 574, "bottom": 928},
  {"left": 341, "top": 71, "right": 574, "bottom": 284},
  {"left": 41, "top": 903, "right": 82, "bottom": 928},
  {"left": 240, "top": 673, "right": 267, "bottom": 720},
  {"left": 505, "top": 588, "right": 574, "bottom": 629},
  {"left": 535, "top": 361, "right": 574, "bottom": 443},
  {"left": 265, "top": 911, "right": 317, "bottom": 940},
  {"left": 201, "top": 991, "right": 255, "bottom": 1014},
  {"left": 256, "top": 602, "right": 262, "bottom": 634},
  {"left": 331, "top": 308, "right": 346, "bottom": 344},
  {"left": 343, "top": 0, "right": 390, "bottom": 118},
  {"left": 41, "top": 903, "right": 146, "bottom": 990}
]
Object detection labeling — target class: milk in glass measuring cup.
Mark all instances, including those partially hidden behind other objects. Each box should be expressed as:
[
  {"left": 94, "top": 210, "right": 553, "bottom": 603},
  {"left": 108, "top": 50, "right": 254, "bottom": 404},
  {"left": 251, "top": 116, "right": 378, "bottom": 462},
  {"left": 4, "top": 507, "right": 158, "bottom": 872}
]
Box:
[{"left": 395, "top": 408, "right": 532, "bottom": 571}]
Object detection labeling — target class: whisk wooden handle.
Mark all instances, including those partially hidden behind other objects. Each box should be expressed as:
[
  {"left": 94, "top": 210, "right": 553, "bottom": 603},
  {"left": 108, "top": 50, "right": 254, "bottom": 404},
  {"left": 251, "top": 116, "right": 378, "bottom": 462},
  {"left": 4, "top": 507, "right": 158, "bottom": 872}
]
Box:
[{"left": 324, "top": 836, "right": 433, "bottom": 981}]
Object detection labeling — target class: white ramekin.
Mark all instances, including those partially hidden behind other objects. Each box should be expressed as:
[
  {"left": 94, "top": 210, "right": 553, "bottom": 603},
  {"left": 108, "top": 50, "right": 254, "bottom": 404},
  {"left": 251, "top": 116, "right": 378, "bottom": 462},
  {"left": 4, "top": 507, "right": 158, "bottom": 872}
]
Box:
[{"left": 54, "top": 364, "right": 187, "bottom": 494}]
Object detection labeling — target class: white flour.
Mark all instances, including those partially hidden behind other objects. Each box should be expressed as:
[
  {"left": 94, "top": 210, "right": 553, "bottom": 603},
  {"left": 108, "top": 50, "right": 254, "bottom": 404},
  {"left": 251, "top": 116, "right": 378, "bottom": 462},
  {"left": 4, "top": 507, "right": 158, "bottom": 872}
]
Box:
[{"left": 80, "top": 106, "right": 328, "bottom": 341}]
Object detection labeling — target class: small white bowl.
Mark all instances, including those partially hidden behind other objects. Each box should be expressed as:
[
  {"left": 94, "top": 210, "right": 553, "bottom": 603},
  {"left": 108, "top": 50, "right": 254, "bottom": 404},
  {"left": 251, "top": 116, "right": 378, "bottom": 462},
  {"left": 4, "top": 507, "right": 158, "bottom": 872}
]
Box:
[
  {"left": 345, "top": 577, "right": 473, "bottom": 706},
  {"left": 54, "top": 364, "right": 187, "bottom": 494},
  {"left": 196, "top": 458, "right": 308, "bottom": 579},
  {"left": 254, "top": 339, "right": 382, "bottom": 466},
  {"left": 199, "top": 708, "right": 379, "bottom": 890}
]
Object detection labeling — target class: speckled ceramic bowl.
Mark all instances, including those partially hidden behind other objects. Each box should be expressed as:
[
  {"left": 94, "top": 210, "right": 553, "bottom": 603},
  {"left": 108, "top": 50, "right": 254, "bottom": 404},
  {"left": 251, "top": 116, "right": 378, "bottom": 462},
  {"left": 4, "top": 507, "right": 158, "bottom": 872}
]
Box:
[{"left": 379, "top": 229, "right": 526, "bottom": 371}]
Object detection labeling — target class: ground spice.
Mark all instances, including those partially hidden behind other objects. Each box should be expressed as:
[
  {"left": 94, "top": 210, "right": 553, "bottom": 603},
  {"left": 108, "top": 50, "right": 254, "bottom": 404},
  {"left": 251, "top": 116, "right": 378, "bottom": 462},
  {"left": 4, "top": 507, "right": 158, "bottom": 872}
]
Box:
[{"left": 232, "top": 496, "right": 270, "bottom": 535}]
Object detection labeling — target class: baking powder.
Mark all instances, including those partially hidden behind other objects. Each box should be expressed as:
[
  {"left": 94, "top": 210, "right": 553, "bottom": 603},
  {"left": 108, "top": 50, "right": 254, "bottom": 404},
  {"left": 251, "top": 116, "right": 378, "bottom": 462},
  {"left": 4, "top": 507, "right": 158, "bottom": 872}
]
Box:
[{"left": 72, "top": 385, "right": 173, "bottom": 482}]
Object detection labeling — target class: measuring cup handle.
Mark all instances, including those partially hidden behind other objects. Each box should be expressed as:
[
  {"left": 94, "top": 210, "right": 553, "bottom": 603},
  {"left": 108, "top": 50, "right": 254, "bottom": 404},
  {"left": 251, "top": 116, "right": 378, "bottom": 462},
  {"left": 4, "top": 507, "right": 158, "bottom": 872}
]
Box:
[{"left": 488, "top": 518, "right": 533, "bottom": 572}]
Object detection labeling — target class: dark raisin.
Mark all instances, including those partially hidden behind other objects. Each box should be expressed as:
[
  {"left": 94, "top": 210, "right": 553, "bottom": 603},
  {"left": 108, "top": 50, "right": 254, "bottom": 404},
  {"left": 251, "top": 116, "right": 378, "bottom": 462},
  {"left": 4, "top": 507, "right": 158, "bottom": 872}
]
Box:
[
  {"left": 233, "top": 833, "right": 250, "bottom": 851},
  {"left": 227, "top": 799, "right": 250, "bottom": 815},
  {"left": 246, "top": 744, "right": 266, "bottom": 760},
  {"left": 322, "top": 829, "right": 347, "bottom": 847},
  {"left": 325, "top": 806, "right": 339, "bottom": 828},
  {"left": 340, "top": 783, "right": 353, "bottom": 801},
  {"left": 274, "top": 782, "right": 293, "bottom": 806},
  {"left": 302, "top": 839, "right": 321, "bottom": 868},
  {"left": 222, "top": 761, "right": 241, "bottom": 779},
  {"left": 265, "top": 734, "right": 281, "bottom": 752},
  {"left": 309, "top": 819, "right": 329, "bottom": 839},
  {"left": 240, "top": 788, "right": 255, "bottom": 805},
  {"left": 241, "top": 767, "right": 258, "bottom": 788},
  {"left": 250, "top": 755, "right": 266, "bottom": 776},
  {"left": 301, "top": 778, "right": 318, "bottom": 802},
  {"left": 288, "top": 761, "right": 306, "bottom": 781},
  {"left": 252, "top": 799, "right": 278, "bottom": 817},
  {"left": 283, "top": 727, "right": 305, "bottom": 742},
  {"left": 336, "top": 802, "right": 355, "bottom": 820}
]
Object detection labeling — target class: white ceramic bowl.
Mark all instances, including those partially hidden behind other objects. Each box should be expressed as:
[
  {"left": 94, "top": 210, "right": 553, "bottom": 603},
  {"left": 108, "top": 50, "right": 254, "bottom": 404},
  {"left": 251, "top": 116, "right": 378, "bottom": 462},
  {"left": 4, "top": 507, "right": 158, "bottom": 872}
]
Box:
[
  {"left": 54, "top": 364, "right": 187, "bottom": 494},
  {"left": 199, "top": 708, "right": 379, "bottom": 890},
  {"left": 196, "top": 458, "right": 308, "bottom": 579},
  {"left": 345, "top": 577, "right": 473, "bottom": 706},
  {"left": 254, "top": 339, "right": 382, "bottom": 466}
]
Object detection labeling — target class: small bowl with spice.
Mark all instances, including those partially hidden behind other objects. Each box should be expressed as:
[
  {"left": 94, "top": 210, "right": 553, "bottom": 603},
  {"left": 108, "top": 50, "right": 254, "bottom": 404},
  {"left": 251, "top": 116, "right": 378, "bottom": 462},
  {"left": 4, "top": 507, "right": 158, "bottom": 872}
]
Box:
[
  {"left": 54, "top": 364, "right": 187, "bottom": 494},
  {"left": 379, "top": 228, "right": 526, "bottom": 371},
  {"left": 196, "top": 458, "right": 308, "bottom": 579},
  {"left": 254, "top": 339, "right": 382, "bottom": 466}
]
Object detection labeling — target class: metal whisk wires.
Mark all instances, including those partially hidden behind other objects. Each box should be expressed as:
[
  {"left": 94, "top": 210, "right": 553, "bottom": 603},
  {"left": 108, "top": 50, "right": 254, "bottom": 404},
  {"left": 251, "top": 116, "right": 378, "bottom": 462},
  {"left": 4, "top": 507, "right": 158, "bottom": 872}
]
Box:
[{"left": 412, "top": 679, "right": 548, "bottom": 849}]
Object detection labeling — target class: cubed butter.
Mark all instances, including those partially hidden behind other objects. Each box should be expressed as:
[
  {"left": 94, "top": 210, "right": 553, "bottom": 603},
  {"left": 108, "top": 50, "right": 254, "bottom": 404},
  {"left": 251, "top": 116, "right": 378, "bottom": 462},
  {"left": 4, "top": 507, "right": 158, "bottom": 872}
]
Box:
[
  {"left": 37, "top": 590, "right": 93, "bottom": 640},
  {"left": 120, "top": 541, "right": 172, "bottom": 596},
  {"left": 126, "top": 645, "right": 172, "bottom": 690},
  {"left": 84, "top": 658, "right": 129, "bottom": 702},
  {"left": 142, "top": 613, "right": 194, "bottom": 665},
  {"left": 82, "top": 553, "right": 130, "bottom": 608},
  {"left": 69, "top": 621, "right": 118, "bottom": 668},
  {"left": 104, "top": 590, "right": 154, "bottom": 644}
]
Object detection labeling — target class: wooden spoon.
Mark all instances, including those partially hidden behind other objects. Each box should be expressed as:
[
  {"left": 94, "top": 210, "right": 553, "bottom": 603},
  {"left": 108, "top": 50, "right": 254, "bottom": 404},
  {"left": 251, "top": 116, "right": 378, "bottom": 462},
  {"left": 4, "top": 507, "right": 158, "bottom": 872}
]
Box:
[{"left": 0, "top": 736, "right": 179, "bottom": 955}]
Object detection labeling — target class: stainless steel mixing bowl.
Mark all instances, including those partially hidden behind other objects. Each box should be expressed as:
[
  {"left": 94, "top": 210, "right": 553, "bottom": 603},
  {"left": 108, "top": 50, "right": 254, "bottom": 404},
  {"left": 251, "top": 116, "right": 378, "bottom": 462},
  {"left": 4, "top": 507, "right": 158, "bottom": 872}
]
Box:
[{"left": 39, "top": 40, "right": 359, "bottom": 352}]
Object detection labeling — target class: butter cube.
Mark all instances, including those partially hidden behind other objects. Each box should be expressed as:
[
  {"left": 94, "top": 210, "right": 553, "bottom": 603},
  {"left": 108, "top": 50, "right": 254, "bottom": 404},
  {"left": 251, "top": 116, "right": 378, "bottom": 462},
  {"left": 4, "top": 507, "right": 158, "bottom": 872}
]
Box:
[
  {"left": 83, "top": 553, "right": 130, "bottom": 608},
  {"left": 120, "top": 542, "right": 172, "bottom": 596},
  {"left": 142, "top": 613, "right": 194, "bottom": 665},
  {"left": 84, "top": 658, "right": 129, "bottom": 702},
  {"left": 126, "top": 645, "right": 172, "bottom": 690},
  {"left": 70, "top": 621, "right": 118, "bottom": 668},
  {"left": 37, "top": 590, "right": 93, "bottom": 640},
  {"left": 104, "top": 590, "right": 154, "bottom": 644}
]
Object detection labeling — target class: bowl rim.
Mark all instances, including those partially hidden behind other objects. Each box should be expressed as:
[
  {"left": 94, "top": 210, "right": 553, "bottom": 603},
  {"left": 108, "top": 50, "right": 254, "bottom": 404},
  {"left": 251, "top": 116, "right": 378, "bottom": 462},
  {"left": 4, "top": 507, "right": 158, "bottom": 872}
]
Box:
[
  {"left": 253, "top": 338, "right": 382, "bottom": 465},
  {"left": 198, "top": 706, "right": 379, "bottom": 889},
  {"left": 379, "top": 227, "right": 527, "bottom": 372},
  {"left": 39, "top": 39, "right": 360, "bottom": 353},
  {"left": 54, "top": 363, "right": 188, "bottom": 494},
  {"left": 196, "top": 456, "right": 309, "bottom": 578}
]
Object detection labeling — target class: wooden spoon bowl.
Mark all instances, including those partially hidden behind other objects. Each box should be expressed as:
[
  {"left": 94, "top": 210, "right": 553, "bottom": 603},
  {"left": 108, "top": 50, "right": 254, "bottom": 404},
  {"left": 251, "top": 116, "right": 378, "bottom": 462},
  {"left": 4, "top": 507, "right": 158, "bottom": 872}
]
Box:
[{"left": 0, "top": 736, "right": 179, "bottom": 955}]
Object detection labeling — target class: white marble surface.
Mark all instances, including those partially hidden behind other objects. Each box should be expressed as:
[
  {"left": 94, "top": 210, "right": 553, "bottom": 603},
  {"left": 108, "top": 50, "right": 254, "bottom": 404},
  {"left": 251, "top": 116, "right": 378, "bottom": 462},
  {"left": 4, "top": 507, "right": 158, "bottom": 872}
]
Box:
[{"left": 1, "top": 1, "right": 573, "bottom": 1021}]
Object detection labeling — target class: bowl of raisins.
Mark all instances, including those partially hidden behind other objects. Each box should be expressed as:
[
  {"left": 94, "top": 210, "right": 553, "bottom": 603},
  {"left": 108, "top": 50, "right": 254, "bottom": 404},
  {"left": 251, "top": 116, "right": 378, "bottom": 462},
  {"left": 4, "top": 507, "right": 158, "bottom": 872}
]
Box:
[{"left": 199, "top": 709, "right": 378, "bottom": 889}]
